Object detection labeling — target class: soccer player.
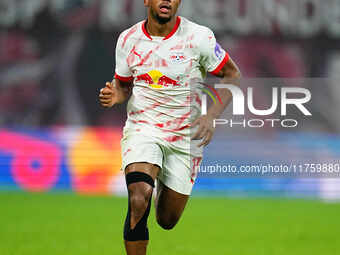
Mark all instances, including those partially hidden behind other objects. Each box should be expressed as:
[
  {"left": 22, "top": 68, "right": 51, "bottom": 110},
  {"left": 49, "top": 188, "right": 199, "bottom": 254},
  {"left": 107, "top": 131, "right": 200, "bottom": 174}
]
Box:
[{"left": 99, "top": 0, "right": 241, "bottom": 254}]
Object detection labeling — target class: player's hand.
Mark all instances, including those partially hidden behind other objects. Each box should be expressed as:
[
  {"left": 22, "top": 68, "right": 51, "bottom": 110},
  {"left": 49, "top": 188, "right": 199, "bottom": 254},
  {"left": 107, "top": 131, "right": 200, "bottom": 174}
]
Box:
[
  {"left": 191, "top": 115, "right": 215, "bottom": 147},
  {"left": 99, "top": 82, "right": 117, "bottom": 108}
]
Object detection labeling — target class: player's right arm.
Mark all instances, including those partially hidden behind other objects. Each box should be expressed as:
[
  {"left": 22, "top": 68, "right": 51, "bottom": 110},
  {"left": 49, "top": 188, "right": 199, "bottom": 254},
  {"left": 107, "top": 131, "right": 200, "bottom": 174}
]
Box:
[
  {"left": 99, "top": 29, "right": 134, "bottom": 108},
  {"left": 99, "top": 79, "right": 133, "bottom": 108}
]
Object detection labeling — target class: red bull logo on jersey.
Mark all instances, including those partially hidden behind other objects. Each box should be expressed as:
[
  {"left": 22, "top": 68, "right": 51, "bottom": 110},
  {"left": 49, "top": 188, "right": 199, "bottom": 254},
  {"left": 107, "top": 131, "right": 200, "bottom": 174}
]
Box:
[{"left": 136, "top": 70, "right": 180, "bottom": 89}]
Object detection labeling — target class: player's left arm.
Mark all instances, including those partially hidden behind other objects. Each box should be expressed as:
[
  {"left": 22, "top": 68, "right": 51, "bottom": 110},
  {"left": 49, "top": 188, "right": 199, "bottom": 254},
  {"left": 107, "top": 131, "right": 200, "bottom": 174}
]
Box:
[{"left": 192, "top": 58, "right": 241, "bottom": 147}]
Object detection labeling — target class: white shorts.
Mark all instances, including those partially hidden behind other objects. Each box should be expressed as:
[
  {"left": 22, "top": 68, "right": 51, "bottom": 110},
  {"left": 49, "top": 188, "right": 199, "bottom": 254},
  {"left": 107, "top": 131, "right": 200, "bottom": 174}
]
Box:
[{"left": 121, "top": 133, "right": 203, "bottom": 195}]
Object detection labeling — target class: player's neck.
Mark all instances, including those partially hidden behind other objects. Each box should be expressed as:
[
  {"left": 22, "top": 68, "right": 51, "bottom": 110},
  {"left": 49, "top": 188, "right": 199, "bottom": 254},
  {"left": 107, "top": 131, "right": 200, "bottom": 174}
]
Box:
[{"left": 146, "top": 15, "right": 178, "bottom": 37}]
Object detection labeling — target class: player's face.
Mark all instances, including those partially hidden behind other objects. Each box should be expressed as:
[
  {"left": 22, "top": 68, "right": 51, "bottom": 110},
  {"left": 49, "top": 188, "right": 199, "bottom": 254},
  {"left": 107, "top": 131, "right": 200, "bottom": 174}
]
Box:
[{"left": 144, "top": 0, "right": 181, "bottom": 24}]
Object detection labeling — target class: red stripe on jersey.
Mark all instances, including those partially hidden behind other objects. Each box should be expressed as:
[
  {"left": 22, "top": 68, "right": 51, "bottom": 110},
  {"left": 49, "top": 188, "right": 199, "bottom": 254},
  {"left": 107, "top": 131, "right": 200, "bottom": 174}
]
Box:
[
  {"left": 132, "top": 120, "right": 150, "bottom": 124},
  {"left": 115, "top": 73, "right": 133, "bottom": 82},
  {"left": 172, "top": 124, "right": 190, "bottom": 131},
  {"left": 142, "top": 21, "right": 153, "bottom": 40},
  {"left": 165, "top": 135, "right": 183, "bottom": 143},
  {"left": 209, "top": 52, "right": 230, "bottom": 76},
  {"left": 142, "top": 16, "right": 181, "bottom": 41},
  {"left": 163, "top": 17, "right": 181, "bottom": 40}
]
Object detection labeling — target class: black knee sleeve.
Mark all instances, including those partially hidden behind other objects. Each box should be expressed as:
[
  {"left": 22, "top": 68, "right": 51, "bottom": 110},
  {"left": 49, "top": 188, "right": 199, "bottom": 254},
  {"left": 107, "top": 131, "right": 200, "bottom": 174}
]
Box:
[{"left": 124, "top": 172, "right": 154, "bottom": 241}]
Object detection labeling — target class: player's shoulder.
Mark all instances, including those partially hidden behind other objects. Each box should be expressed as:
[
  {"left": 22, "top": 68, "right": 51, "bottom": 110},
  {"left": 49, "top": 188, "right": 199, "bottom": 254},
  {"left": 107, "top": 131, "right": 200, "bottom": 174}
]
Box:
[
  {"left": 179, "top": 17, "right": 214, "bottom": 38},
  {"left": 119, "top": 21, "right": 144, "bottom": 38},
  {"left": 117, "top": 21, "right": 144, "bottom": 48}
]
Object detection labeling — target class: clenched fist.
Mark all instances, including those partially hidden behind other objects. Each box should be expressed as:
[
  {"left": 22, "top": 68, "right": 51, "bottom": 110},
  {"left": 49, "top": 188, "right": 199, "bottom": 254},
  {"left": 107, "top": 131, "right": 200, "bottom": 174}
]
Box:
[{"left": 99, "top": 82, "right": 117, "bottom": 108}]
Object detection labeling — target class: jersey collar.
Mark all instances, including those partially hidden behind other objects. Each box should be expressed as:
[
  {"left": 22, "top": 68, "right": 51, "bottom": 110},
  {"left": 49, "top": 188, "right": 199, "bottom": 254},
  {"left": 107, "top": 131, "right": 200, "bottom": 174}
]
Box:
[{"left": 142, "top": 16, "right": 181, "bottom": 41}]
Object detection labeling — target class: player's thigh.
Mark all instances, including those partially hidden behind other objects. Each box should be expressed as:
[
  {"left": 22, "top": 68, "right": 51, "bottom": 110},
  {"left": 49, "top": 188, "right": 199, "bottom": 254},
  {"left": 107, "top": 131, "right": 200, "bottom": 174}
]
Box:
[{"left": 154, "top": 145, "right": 201, "bottom": 223}]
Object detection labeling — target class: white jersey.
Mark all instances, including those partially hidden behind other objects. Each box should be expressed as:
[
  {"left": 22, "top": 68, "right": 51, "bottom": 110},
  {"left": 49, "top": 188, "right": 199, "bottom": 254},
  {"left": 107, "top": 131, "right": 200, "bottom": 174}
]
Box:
[{"left": 115, "top": 16, "right": 229, "bottom": 143}]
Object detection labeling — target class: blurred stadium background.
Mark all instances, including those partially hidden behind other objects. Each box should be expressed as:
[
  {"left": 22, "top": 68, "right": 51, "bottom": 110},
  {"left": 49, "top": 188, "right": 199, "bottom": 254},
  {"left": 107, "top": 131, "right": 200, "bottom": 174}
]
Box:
[{"left": 1, "top": 1, "right": 340, "bottom": 254}]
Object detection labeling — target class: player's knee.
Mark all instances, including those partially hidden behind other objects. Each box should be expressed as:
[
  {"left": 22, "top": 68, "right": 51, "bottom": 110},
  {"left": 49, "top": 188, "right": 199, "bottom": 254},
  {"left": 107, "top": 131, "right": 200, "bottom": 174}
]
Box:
[
  {"left": 156, "top": 214, "right": 179, "bottom": 230},
  {"left": 157, "top": 219, "right": 177, "bottom": 230},
  {"left": 128, "top": 184, "right": 153, "bottom": 220}
]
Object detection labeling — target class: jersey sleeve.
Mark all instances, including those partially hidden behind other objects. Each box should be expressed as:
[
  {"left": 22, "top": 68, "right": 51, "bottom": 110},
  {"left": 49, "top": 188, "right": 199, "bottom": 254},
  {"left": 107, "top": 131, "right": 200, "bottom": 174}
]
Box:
[
  {"left": 114, "top": 32, "right": 133, "bottom": 82},
  {"left": 199, "top": 27, "right": 229, "bottom": 76}
]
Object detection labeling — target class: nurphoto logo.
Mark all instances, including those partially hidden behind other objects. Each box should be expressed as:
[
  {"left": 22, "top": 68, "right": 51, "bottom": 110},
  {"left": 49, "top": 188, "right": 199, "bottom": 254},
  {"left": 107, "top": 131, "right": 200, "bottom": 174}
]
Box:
[{"left": 201, "top": 84, "right": 312, "bottom": 128}]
